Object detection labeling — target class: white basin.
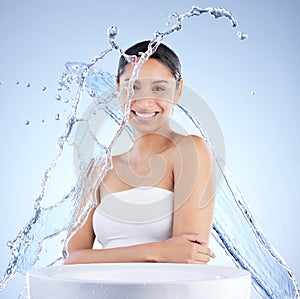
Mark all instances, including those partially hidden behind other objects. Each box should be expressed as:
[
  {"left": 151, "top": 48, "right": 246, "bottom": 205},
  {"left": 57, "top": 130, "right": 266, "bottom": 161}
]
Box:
[{"left": 26, "top": 263, "right": 251, "bottom": 299}]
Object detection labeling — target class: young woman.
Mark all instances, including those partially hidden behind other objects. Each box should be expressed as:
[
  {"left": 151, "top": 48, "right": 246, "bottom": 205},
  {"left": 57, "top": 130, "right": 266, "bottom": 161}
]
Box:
[{"left": 64, "top": 41, "right": 216, "bottom": 265}]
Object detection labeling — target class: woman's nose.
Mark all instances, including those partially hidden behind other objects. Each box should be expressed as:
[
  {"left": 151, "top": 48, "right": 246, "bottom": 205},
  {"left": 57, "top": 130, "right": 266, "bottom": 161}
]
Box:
[{"left": 135, "top": 98, "right": 155, "bottom": 108}]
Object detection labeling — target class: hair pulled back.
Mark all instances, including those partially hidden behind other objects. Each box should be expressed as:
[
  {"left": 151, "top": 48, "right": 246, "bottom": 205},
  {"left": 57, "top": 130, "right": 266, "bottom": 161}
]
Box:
[{"left": 117, "top": 40, "right": 181, "bottom": 85}]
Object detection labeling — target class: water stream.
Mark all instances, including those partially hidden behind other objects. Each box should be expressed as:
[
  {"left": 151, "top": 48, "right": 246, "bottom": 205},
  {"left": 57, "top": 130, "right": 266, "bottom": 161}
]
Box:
[{"left": 0, "top": 6, "right": 299, "bottom": 299}]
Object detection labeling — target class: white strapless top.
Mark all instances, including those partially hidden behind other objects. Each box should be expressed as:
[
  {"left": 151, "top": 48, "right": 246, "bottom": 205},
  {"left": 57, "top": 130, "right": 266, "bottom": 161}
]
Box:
[{"left": 93, "top": 186, "right": 174, "bottom": 249}]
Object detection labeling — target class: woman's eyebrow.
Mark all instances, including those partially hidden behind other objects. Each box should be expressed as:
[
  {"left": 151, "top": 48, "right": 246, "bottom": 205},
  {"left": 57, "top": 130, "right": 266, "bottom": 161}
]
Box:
[
  {"left": 151, "top": 79, "right": 169, "bottom": 84},
  {"left": 124, "top": 78, "right": 140, "bottom": 83},
  {"left": 123, "top": 79, "right": 169, "bottom": 84}
]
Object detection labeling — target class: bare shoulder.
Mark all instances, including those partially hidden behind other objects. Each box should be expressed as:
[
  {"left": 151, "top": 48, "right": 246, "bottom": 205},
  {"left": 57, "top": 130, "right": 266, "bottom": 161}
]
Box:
[
  {"left": 177, "top": 134, "right": 206, "bottom": 145},
  {"left": 111, "top": 153, "right": 128, "bottom": 167},
  {"left": 111, "top": 154, "right": 122, "bottom": 163},
  {"left": 173, "top": 134, "right": 212, "bottom": 158}
]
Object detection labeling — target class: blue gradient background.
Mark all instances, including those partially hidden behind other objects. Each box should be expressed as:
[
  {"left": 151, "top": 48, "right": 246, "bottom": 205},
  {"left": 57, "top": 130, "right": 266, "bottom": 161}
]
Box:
[{"left": 0, "top": 0, "right": 299, "bottom": 298}]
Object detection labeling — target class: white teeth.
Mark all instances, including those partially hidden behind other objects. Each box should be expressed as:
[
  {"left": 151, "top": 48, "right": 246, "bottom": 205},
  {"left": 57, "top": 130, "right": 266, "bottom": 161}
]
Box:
[{"left": 135, "top": 111, "right": 156, "bottom": 118}]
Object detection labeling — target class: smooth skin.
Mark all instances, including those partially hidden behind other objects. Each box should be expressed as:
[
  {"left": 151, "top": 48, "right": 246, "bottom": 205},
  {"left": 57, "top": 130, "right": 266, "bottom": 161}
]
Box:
[{"left": 64, "top": 58, "right": 216, "bottom": 265}]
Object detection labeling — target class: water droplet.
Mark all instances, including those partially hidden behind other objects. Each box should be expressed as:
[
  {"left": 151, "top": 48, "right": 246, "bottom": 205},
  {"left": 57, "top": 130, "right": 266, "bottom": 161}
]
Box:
[
  {"left": 0, "top": 81, "right": 3, "bottom": 85},
  {"left": 55, "top": 114, "right": 60, "bottom": 121},
  {"left": 6, "top": 241, "right": 12, "bottom": 248},
  {"left": 16, "top": 81, "right": 20, "bottom": 85},
  {"left": 63, "top": 98, "right": 69, "bottom": 103},
  {"left": 42, "top": 86, "right": 47, "bottom": 91},
  {"left": 24, "top": 120, "right": 30, "bottom": 125},
  {"left": 251, "top": 90, "right": 255, "bottom": 96},
  {"left": 238, "top": 31, "right": 248, "bottom": 40},
  {"left": 41, "top": 119, "right": 45, "bottom": 123},
  {"left": 107, "top": 25, "right": 119, "bottom": 39},
  {"left": 55, "top": 95, "right": 61, "bottom": 101},
  {"left": 26, "top": 83, "right": 31, "bottom": 88}
]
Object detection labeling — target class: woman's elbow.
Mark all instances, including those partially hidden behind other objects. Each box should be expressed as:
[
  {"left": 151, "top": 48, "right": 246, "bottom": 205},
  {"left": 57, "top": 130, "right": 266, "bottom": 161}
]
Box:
[
  {"left": 63, "top": 255, "right": 74, "bottom": 265},
  {"left": 63, "top": 250, "right": 81, "bottom": 265}
]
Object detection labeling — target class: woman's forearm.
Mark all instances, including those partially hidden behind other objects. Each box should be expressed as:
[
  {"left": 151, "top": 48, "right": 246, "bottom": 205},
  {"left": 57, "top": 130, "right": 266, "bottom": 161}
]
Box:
[
  {"left": 64, "top": 234, "right": 215, "bottom": 265},
  {"left": 64, "top": 242, "right": 161, "bottom": 264}
]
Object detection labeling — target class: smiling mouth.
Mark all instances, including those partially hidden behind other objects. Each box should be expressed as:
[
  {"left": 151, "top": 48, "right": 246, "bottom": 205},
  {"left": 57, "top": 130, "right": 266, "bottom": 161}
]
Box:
[{"left": 132, "top": 110, "right": 159, "bottom": 119}]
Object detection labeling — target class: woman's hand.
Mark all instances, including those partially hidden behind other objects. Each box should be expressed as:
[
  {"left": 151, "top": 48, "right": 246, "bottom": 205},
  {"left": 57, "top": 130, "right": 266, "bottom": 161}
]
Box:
[{"left": 157, "top": 233, "right": 216, "bottom": 264}]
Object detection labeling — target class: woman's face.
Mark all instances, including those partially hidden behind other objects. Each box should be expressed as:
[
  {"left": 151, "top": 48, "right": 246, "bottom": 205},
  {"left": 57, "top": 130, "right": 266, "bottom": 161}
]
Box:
[{"left": 118, "top": 58, "right": 182, "bottom": 134}]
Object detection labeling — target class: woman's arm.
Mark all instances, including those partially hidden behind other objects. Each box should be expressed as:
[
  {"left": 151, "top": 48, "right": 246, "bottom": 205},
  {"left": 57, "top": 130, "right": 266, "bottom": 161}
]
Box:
[
  {"left": 65, "top": 243, "right": 160, "bottom": 264},
  {"left": 64, "top": 207, "right": 159, "bottom": 264},
  {"left": 64, "top": 199, "right": 214, "bottom": 265},
  {"left": 173, "top": 135, "right": 215, "bottom": 238},
  {"left": 169, "top": 135, "right": 216, "bottom": 262}
]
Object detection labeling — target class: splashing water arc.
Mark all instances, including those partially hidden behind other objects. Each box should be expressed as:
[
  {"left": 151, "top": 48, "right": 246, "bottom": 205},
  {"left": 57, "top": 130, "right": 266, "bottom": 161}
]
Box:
[{"left": 0, "top": 6, "right": 299, "bottom": 299}]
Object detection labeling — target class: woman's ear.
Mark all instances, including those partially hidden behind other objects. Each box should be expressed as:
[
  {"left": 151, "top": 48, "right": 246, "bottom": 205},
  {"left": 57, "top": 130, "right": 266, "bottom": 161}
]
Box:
[{"left": 174, "top": 78, "right": 183, "bottom": 103}]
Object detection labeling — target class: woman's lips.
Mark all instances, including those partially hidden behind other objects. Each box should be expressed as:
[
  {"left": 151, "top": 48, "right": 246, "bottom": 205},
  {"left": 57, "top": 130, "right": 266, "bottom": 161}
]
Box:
[{"left": 132, "top": 110, "right": 159, "bottom": 120}]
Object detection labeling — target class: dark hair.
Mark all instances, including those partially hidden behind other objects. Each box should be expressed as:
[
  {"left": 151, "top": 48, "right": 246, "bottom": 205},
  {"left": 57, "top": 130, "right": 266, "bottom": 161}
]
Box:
[{"left": 117, "top": 40, "right": 181, "bottom": 85}]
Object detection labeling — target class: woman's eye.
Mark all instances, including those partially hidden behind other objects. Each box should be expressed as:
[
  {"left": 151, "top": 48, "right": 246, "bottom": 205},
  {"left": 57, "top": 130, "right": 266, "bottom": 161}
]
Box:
[
  {"left": 152, "top": 86, "right": 165, "bottom": 92},
  {"left": 133, "top": 85, "right": 140, "bottom": 90}
]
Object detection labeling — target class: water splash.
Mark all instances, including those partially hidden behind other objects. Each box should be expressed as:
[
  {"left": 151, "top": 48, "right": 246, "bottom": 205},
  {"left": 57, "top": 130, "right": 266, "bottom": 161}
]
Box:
[
  {"left": 238, "top": 31, "right": 248, "bottom": 40},
  {"left": 0, "top": 5, "right": 299, "bottom": 299}
]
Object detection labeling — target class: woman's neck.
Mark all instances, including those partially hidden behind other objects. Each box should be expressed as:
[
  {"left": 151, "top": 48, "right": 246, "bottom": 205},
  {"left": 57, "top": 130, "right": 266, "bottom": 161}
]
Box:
[{"left": 129, "top": 129, "right": 175, "bottom": 163}]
